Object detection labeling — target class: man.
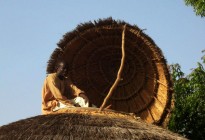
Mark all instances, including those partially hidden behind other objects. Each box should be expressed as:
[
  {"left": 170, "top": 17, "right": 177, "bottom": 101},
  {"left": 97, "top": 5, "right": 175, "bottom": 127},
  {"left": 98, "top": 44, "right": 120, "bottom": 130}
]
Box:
[{"left": 42, "top": 61, "right": 89, "bottom": 114}]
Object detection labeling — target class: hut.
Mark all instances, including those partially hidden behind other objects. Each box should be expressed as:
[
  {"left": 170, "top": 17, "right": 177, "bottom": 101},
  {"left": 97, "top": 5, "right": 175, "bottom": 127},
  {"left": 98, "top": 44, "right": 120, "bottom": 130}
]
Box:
[
  {"left": 46, "top": 17, "right": 172, "bottom": 125},
  {"left": 0, "top": 18, "right": 182, "bottom": 139}
]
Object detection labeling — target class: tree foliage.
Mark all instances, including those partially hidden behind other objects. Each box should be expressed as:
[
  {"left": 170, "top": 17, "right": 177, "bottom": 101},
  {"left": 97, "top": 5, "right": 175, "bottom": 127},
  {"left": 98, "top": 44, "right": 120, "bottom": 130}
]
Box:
[
  {"left": 168, "top": 52, "right": 205, "bottom": 139},
  {"left": 184, "top": 0, "right": 205, "bottom": 17}
]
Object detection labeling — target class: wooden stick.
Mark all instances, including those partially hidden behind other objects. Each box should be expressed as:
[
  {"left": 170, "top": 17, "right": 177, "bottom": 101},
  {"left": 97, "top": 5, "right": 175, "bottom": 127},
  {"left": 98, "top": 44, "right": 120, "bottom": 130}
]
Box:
[
  {"left": 146, "top": 75, "right": 168, "bottom": 88},
  {"left": 99, "top": 25, "right": 126, "bottom": 111}
]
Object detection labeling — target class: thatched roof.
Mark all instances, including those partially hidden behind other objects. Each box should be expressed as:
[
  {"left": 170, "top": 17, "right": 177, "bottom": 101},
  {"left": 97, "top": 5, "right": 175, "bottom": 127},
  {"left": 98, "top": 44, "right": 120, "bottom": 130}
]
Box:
[
  {"left": 0, "top": 108, "right": 186, "bottom": 140},
  {"left": 46, "top": 17, "right": 173, "bottom": 125}
]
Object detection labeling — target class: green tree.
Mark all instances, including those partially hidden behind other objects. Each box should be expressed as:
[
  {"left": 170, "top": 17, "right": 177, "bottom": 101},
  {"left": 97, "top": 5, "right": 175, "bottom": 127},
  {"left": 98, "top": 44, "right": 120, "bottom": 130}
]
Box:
[
  {"left": 184, "top": 0, "right": 205, "bottom": 17},
  {"left": 168, "top": 52, "right": 205, "bottom": 139}
]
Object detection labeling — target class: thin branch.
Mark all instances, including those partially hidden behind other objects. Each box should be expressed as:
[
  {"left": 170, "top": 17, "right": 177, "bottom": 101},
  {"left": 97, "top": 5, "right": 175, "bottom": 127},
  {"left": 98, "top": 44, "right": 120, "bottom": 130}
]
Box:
[{"left": 99, "top": 24, "right": 127, "bottom": 111}]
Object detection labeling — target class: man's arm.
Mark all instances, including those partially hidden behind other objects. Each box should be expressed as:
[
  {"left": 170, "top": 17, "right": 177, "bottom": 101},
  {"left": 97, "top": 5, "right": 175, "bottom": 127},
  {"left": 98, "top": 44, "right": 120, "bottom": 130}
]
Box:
[
  {"left": 47, "top": 74, "right": 74, "bottom": 106},
  {"left": 69, "top": 82, "right": 89, "bottom": 101}
]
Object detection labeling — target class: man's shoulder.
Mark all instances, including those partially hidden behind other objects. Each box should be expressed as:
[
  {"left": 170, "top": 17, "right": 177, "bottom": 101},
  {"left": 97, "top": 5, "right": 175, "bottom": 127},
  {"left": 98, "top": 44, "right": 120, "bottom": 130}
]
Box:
[{"left": 47, "top": 73, "right": 57, "bottom": 79}]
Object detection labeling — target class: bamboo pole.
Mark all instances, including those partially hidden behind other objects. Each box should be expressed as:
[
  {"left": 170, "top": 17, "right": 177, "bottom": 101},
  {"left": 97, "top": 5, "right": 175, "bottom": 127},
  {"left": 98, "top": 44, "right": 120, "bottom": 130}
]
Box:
[{"left": 99, "top": 25, "right": 126, "bottom": 111}]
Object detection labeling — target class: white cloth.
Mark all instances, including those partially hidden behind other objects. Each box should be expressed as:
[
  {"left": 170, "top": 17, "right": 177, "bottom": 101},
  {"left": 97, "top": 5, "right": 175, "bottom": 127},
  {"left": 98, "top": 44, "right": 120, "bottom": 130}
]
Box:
[
  {"left": 72, "top": 96, "right": 89, "bottom": 107},
  {"left": 52, "top": 96, "right": 89, "bottom": 112}
]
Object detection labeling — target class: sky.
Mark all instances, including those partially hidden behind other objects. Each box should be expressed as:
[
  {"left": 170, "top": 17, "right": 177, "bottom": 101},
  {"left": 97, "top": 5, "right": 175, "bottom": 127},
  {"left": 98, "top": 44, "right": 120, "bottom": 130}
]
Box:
[{"left": 0, "top": 0, "right": 204, "bottom": 126}]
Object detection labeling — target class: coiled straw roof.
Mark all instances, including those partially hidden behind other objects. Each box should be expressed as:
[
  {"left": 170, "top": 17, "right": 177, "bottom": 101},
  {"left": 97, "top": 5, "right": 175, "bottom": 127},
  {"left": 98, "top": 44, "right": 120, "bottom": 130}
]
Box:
[
  {"left": 0, "top": 108, "right": 186, "bottom": 140},
  {"left": 46, "top": 18, "right": 173, "bottom": 125}
]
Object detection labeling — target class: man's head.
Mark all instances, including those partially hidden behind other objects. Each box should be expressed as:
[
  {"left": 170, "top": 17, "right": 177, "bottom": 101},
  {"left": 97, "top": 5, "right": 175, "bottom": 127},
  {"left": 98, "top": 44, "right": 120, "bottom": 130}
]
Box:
[{"left": 55, "top": 60, "right": 68, "bottom": 78}]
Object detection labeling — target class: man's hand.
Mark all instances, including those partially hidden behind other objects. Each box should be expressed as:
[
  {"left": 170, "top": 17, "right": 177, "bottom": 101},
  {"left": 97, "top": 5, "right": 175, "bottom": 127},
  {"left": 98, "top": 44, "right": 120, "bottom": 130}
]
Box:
[
  {"left": 65, "top": 102, "right": 75, "bottom": 107},
  {"left": 66, "top": 104, "right": 75, "bottom": 108}
]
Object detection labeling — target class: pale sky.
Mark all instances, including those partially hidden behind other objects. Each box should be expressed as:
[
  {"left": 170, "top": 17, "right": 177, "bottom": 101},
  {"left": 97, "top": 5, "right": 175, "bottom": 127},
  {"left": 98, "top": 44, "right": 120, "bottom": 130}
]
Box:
[{"left": 0, "top": 0, "right": 204, "bottom": 126}]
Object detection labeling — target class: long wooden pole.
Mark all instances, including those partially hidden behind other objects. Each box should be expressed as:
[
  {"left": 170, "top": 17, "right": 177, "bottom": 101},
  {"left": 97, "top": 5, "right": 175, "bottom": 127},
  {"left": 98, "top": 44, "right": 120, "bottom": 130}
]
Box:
[{"left": 99, "top": 25, "right": 126, "bottom": 111}]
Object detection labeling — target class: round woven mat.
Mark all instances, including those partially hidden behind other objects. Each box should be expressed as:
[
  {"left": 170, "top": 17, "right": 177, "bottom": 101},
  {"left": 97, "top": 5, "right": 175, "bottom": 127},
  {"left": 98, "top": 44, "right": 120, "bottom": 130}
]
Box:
[{"left": 46, "top": 18, "right": 172, "bottom": 124}]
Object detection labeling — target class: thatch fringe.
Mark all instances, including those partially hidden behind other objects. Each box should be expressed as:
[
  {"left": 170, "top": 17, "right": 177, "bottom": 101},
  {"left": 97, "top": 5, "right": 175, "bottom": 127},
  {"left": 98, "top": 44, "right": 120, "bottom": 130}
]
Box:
[
  {"left": 47, "top": 17, "right": 151, "bottom": 74},
  {"left": 47, "top": 17, "right": 158, "bottom": 74}
]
